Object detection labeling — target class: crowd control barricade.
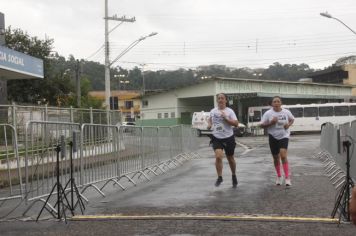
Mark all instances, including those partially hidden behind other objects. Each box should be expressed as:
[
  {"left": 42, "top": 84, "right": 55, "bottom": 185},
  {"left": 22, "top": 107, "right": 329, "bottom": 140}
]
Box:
[
  {"left": 319, "top": 121, "right": 356, "bottom": 204},
  {"left": 18, "top": 121, "right": 200, "bottom": 211},
  {"left": 334, "top": 122, "right": 352, "bottom": 173},
  {"left": 157, "top": 127, "right": 173, "bottom": 164},
  {"left": 24, "top": 121, "right": 81, "bottom": 203},
  {"left": 181, "top": 125, "right": 200, "bottom": 158},
  {"left": 349, "top": 121, "right": 356, "bottom": 180},
  {"left": 115, "top": 125, "right": 145, "bottom": 186},
  {"left": 79, "top": 124, "right": 121, "bottom": 195},
  {"left": 140, "top": 126, "right": 160, "bottom": 176},
  {"left": 0, "top": 124, "right": 22, "bottom": 202}
]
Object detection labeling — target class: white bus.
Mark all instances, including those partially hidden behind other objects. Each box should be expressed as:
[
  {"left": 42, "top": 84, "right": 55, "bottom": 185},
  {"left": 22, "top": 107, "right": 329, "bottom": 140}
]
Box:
[{"left": 247, "top": 103, "right": 356, "bottom": 133}]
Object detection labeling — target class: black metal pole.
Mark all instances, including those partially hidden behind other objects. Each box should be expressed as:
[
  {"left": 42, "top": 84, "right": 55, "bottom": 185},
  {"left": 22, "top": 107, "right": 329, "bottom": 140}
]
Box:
[
  {"left": 55, "top": 145, "right": 61, "bottom": 220},
  {"left": 70, "top": 141, "right": 74, "bottom": 210},
  {"left": 344, "top": 140, "right": 351, "bottom": 221}
]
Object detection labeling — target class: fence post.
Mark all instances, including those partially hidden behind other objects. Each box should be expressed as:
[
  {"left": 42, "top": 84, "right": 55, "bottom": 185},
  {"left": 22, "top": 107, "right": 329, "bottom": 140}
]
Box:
[
  {"left": 141, "top": 127, "right": 144, "bottom": 170},
  {"left": 11, "top": 103, "right": 17, "bottom": 131},
  {"left": 90, "top": 107, "right": 93, "bottom": 124},
  {"left": 156, "top": 127, "right": 160, "bottom": 163},
  {"left": 70, "top": 106, "right": 74, "bottom": 123}
]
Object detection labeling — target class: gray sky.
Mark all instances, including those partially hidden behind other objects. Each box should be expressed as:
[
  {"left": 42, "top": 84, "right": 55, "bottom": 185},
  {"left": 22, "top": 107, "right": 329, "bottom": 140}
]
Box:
[{"left": 2, "top": 0, "right": 356, "bottom": 71}]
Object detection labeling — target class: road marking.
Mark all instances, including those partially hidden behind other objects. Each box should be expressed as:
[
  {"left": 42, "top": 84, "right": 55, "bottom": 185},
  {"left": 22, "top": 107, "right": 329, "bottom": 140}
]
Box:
[
  {"left": 71, "top": 214, "right": 339, "bottom": 223},
  {"left": 236, "top": 141, "right": 253, "bottom": 155}
]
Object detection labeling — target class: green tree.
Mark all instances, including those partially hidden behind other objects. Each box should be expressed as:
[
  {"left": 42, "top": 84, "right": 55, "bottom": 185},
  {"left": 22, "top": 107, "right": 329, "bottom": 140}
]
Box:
[
  {"left": 5, "top": 27, "right": 74, "bottom": 105},
  {"left": 262, "top": 62, "right": 314, "bottom": 81},
  {"left": 334, "top": 55, "right": 356, "bottom": 66}
]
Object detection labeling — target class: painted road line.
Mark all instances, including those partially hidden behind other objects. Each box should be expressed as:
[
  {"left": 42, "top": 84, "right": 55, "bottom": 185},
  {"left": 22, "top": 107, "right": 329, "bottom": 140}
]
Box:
[
  {"left": 71, "top": 214, "right": 339, "bottom": 223},
  {"left": 236, "top": 141, "right": 252, "bottom": 155}
]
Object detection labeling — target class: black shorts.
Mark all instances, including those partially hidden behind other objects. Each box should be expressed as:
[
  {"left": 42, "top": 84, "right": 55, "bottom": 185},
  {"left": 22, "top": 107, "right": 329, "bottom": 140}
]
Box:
[
  {"left": 269, "top": 134, "right": 289, "bottom": 155},
  {"left": 211, "top": 135, "right": 236, "bottom": 156}
]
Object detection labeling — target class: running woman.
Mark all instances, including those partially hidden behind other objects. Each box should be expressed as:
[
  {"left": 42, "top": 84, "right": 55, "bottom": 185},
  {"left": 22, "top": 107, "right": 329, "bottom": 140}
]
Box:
[
  {"left": 207, "top": 93, "right": 239, "bottom": 187},
  {"left": 260, "top": 96, "right": 294, "bottom": 186}
]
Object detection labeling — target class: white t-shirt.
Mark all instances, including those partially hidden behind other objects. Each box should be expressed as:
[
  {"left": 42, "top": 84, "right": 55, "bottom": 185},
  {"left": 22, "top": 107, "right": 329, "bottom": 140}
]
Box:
[
  {"left": 210, "top": 107, "right": 238, "bottom": 139},
  {"left": 261, "top": 108, "right": 295, "bottom": 140}
]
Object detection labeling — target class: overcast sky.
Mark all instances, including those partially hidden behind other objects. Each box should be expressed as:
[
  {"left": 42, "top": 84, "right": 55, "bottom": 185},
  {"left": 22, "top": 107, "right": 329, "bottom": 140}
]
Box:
[{"left": 2, "top": 0, "right": 356, "bottom": 71}]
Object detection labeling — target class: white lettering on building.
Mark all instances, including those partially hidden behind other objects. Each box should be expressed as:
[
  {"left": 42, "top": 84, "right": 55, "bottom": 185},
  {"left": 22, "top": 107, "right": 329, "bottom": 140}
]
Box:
[
  {"left": 8, "top": 54, "right": 25, "bottom": 66},
  {"left": 0, "top": 50, "right": 25, "bottom": 66}
]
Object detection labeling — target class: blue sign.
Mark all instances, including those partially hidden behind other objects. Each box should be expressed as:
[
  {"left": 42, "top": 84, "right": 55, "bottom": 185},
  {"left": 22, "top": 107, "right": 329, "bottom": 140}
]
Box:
[{"left": 0, "top": 45, "right": 43, "bottom": 78}]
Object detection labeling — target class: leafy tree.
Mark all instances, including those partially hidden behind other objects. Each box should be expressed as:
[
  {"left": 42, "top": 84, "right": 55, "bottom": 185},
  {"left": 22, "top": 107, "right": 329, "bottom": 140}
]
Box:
[
  {"left": 334, "top": 55, "right": 356, "bottom": 66},
  {"left": 262, "top": 62, "right": 314, "bottom": 81},
  {"left": 5, "top": 27, "right": 74, "bottom": 105}
]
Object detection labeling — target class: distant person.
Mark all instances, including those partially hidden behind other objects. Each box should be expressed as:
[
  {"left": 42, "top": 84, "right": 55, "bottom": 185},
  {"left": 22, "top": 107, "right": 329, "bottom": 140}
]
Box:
[
  {"left": 260, "top": 96, "right": 294, "bottom": 186},
  {"left": 350, "top": 186, "right": 356, "bottom": 224},
  {"left": 207, "top": 93, "right": 239, "bottom": 187}
]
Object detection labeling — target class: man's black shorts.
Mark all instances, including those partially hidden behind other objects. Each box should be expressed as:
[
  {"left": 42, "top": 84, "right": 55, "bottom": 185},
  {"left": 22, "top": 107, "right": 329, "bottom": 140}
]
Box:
[
  {"left": 211, "top": 135, "right": 236, "bottom": 156},
  {"left": 269, "top": 134, "right": 289, "bottom": 155}
]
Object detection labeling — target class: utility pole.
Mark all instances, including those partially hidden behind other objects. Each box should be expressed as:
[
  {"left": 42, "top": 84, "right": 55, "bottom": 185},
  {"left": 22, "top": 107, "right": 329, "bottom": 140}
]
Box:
[
  {"left": 104, "top": 0, "right": 135, "bottom": 110},
  {"left": 0, "top": 12, "right": 7, "bottom": 108},
  {"left": 75, "top": 60, "right": 81, "bottom": 107},
  {"left": 0, "top": 12, "right": 5, "bottom": 46},
  {"left": 140, "top": 63, "right": 146, "bottom": 96}
]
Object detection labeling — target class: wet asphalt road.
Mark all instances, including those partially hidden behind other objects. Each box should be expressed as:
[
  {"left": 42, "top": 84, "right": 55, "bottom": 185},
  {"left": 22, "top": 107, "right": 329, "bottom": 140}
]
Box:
[{"left": 1, "top": 134, "right": 356, "bottom": 235}]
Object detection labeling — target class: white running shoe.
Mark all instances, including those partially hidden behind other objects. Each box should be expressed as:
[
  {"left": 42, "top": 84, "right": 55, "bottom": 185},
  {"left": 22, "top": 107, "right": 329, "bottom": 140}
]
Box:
[
  {"left": 275, "top": 176, "right": 282, "bottom": 186},
  {"left": 285, "top": 178, "right": 292, "bottom": 186}
]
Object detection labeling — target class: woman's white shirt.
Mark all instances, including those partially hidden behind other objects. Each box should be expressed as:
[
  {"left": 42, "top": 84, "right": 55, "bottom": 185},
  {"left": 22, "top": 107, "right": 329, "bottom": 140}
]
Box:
[
  {"left": 261, "top": 108, "right": 294, "bottom": 140},
  {"left": 210, "top": 107, "right": 237, "bottom": 139}
]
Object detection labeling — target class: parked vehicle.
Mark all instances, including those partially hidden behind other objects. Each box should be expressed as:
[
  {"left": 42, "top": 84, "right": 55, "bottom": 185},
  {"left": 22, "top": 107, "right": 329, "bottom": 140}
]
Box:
[
  {"left": 247, "top": 102, "right": 356, "bottom": 134},
  {"left": 119, "top": 121, "right": 136, "bottom": 133}
]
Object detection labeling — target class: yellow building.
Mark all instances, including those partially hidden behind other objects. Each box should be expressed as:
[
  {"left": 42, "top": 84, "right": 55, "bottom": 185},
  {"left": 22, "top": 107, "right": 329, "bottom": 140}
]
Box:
[{"left": 89, "top": 90, "right": 141, "bottom": 121}]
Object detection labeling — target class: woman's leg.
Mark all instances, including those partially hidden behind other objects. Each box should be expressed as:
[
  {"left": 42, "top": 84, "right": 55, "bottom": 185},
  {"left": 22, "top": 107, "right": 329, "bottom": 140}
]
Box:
[
  {"left": 226, "top": 155, "right": 236, "bottom": 175},
  {"left": 273, "top": 154, "right": 282, "bottom": 177},
  {"left": 280, "top": 148, "right": 289, "bottom": 179},
  {"left": 215, "top": 149, "right": 224, "bottom": 177}
]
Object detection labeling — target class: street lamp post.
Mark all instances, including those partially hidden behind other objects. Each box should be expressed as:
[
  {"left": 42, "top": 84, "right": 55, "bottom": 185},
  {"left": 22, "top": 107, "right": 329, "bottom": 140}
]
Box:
[
  {"left": 141, "top": 63, "right": 146, "bottom": 96},
  {"left": 320, "top": 12, "right": 356, "bottom": 35},
  {"left": 108, "top": 32, "right": 157, "bottom": 109}
]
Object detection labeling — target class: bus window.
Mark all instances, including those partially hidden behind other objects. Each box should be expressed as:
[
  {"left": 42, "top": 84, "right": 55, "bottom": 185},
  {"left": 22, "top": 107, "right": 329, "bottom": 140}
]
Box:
[
  {"left": 252, "top": 111, "right": 261, "bottom": 122},
  {"left": 304, "top": 107, "right": 318, "bottom": 117},
  {"left": 334, "top": 106, "right": 349, "bottom": 116},
  {"left": 289, "top": 108, "right": 303, "bottom": 118},
  {"left": 350, "top": 106, "right": 356, "bottom": 115},
  {"left": 319, "top": 106, "right": 333, "bottom": 117}
]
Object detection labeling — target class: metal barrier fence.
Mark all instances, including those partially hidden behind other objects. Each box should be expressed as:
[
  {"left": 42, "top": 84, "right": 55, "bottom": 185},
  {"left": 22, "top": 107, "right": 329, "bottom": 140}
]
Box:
[
  {"left": 0, "top": 124, "right": 22, "bottom": 201},
  {"left": 318, "top": 121, "right": 356, "bottom": 221},
  {"left": 0, "top": 120, "right": 200, "bottom": 214},
  {"left": 24, "top": 121, "right": 81, "bottom": 201},
  {"left": 319, "top": 122, "right": 356, "bottom": 180},
  {"left": 80, "top": 123, "right": 120, "bottom": 195},
  {"left": 0, "top": 104, "right": 121, "bottom": 145}
]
